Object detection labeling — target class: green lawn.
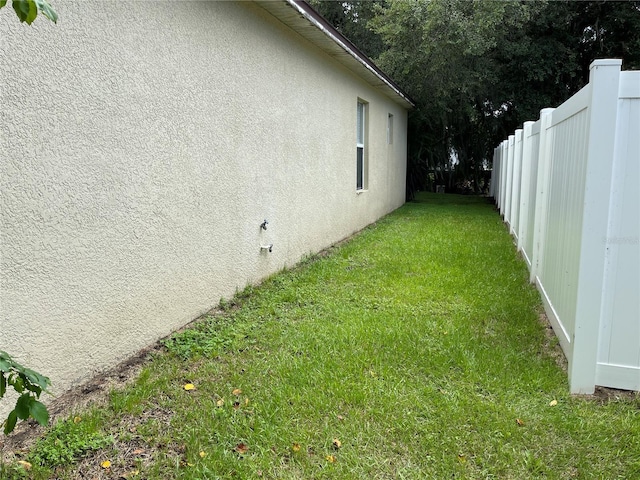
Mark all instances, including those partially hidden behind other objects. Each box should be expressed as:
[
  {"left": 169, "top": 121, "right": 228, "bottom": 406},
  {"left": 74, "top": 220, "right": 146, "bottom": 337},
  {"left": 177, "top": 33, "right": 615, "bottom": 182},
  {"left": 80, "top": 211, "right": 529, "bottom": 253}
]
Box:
[{"left": 3, "top": 193, "right": 639, "bottom": 479}]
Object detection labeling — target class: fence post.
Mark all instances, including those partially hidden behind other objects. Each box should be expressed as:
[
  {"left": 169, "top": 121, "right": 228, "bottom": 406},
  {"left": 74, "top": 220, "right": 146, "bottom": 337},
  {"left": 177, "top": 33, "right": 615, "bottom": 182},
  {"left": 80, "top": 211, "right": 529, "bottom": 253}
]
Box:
[
  {"left": 569, "top": 59, "right": 622, "bottom": 393},
  {"left": 530, "top": 108, "right": 555, "bottom": 285}
]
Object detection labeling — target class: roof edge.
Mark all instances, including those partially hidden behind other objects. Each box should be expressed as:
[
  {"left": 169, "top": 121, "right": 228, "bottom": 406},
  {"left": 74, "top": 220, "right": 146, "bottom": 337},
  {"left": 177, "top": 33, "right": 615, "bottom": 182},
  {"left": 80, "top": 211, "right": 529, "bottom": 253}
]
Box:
[
  {"left": 256, "top": 0, "right": 415, "bottom": 109},
  {"left": 288, "top": 0, "right": 414, "bottom": 108}
]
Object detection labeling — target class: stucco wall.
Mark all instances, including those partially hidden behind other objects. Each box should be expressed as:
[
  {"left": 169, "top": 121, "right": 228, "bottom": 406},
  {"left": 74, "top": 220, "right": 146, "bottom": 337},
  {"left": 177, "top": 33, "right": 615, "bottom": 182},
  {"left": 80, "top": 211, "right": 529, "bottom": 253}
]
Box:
[{"left": 0, "top": 0, "right": 408, "bottom": 412}]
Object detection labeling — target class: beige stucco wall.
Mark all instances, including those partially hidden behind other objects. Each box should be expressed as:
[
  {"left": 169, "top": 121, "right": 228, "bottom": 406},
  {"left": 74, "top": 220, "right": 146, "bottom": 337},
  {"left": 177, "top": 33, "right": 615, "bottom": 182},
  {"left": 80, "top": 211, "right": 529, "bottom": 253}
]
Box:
[{"left": 0, "top": 0, "right": 407, "bottom": 412}]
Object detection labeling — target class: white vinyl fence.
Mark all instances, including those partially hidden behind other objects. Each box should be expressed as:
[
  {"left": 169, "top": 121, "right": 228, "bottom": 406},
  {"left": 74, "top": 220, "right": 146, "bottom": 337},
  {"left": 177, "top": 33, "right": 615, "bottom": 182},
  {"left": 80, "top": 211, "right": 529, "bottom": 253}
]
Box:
[{"left": 491, "top": 60, "right": 639, "bottom": 394}]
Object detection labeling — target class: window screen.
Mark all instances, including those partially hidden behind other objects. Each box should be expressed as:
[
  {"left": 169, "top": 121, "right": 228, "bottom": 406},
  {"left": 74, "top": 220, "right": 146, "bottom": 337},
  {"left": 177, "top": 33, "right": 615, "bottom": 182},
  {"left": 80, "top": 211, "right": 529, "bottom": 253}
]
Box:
[{"left": 357, "top": 101, "right": 365, "bottom": 190}]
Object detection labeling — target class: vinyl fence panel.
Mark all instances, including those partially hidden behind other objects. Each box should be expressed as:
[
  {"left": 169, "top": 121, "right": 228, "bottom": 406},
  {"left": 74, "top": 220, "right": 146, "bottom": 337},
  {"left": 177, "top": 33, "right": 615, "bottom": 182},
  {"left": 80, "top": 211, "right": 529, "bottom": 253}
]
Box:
[
  {"left": 499, "top": 141, "right": 507, "bottom": 214},
  {"left": 504, "top": 135, "right": 515, "bottom": 226},
  {"left": 595, "top": 70, "right": 640, "bottom": 390},
  {"left": 510, "top": 129, "right": 523, "bottom": 240},
  {"left": 517, "top": 120, "right": 540, "bottom": 267}
]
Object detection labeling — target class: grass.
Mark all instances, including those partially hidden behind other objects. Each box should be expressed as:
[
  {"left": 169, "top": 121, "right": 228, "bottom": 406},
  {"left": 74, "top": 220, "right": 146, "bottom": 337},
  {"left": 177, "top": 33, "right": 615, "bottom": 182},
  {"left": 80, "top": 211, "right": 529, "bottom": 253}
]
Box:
[{"left": 2, "top": 192, "right": 639, "bottom": 479}]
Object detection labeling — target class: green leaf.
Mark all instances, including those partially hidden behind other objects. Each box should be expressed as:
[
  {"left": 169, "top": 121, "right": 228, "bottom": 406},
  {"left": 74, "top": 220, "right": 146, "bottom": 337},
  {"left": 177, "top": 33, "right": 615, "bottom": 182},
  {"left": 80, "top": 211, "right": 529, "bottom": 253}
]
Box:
[
  {"left": 29, "top": 399, "right": 49, "bottom": 426},
  {"left": 25, "top": 383, "right": 42, "bottom": 397},
  {"left": 0, "top": 374, "right": 6, "bottom": 398},
  {"left": 12, "top": 0, "right": 37, "bottom": 24},
  {"left": 11, "top": 374, "right": 25, "bottom": 393},
  {"left": 0, "top": 355, "right": 11, "bottom": 373},
  {"left": 4, "top": 410, "right": 18, "bottom": 435},
  {"left": 34, "top": 0, "right": 56, "bottom": 22},
  {"left": 24, "top": 0, "right": 38, "bottom": 24},
  {"left": 23, "top": 368, "right": 51, "bottom": 392},
  {"left": 0, "top": 0, "right": 7, "bottom": 9},
  {"left": 15, "top": 393, "right": 33, "bottom": 420}
]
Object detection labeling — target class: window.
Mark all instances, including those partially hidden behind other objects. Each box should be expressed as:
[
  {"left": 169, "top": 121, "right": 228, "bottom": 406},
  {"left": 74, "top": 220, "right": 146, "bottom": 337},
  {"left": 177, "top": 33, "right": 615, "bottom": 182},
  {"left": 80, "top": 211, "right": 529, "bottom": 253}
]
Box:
[
  {"left": 356, "top": 100, "right": 367, "bottom": 190},
  {"left": 387, "top": 113, "right": 394, "bottom": 145}
]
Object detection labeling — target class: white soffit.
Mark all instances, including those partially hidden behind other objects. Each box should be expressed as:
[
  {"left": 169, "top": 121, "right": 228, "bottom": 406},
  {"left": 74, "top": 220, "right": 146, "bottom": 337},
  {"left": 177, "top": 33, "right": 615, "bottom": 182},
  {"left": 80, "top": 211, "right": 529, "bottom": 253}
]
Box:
[{"left": 255, "top": 0, "right": 415, "bottom": 109}]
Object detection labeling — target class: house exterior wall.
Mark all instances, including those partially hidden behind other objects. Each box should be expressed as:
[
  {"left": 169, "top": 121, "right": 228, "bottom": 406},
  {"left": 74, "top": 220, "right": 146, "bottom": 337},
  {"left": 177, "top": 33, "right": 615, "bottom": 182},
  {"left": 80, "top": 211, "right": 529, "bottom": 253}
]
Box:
[{"left": 0, "top": 0, "right": 408, "bottom": 410}]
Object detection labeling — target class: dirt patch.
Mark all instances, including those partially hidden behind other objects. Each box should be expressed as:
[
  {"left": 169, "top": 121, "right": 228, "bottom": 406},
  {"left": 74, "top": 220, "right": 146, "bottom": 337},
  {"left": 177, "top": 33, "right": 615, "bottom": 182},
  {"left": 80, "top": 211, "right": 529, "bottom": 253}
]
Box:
[
  {"left": 68, "top": 407, "right": 180, "bottom": 480},
  {"left": 590, "top": 386, "right": 640, "bottom": 405},
  {"left": 537, "top": 311, "right": 568, "bottom": 372}
]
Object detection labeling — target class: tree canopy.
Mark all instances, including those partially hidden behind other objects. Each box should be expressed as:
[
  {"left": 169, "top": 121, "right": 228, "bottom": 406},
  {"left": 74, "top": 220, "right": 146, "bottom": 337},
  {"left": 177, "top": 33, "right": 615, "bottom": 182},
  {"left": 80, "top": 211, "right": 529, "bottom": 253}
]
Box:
[{"left": 311, "top": 0, "right": 640, "bottom": 198}]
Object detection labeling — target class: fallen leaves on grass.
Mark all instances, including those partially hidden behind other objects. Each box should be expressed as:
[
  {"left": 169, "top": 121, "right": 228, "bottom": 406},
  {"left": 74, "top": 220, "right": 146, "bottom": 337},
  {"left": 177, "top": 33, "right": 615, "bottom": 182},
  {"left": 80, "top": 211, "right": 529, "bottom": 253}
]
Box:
[
  {"left": 235, "top": 443, "right": 249, "bottom": 454},
  {"left": 16, "top": 460, "right": 32, "bottom": 471},
  {"left": 232, "top": 388, "right": 242, "bottom": 395},
  {"left": 199, "top": 451, "right": 207, "bottom": 458},
  {"left": 332, "top": 438, "right": 342, "bottom": 449},
  {"left": 549, "top": 399, "right": 558, "bottom": 407},
  {"left": 183, "top": 383, "right": 196, "bottom": 391},
  {"left": 516, "top": 418, "right": 525, "bottom": 426},
  {"left": 101, "top": 460, "right": 112, "bottom": 469},
  {"left": 292, "top": 443, "right": 301, "bottom": 452},
  {"left": 326, "top": 454, "right": 336, "bottom": 463}
]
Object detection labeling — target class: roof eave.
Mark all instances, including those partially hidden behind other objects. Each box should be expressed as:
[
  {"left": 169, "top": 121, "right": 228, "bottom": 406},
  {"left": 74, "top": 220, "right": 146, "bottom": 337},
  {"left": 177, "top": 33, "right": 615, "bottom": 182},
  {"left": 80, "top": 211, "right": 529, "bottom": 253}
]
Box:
[{"left": 255, "top": 0, "right": 415, "bottom": 109}]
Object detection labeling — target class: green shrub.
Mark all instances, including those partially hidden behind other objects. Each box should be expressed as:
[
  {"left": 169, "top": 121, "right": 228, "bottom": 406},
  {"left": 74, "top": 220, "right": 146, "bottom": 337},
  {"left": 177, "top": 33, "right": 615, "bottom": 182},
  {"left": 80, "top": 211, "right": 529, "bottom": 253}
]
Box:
[{"left": 0, "top": 350, "right": 51, "bottom": 435}]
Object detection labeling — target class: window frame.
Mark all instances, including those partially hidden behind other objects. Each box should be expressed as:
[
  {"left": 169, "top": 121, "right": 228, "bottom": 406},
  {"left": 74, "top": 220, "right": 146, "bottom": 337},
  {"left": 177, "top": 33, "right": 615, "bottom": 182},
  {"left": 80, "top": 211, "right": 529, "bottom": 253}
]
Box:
[{"left": 356, "top": 99, "right": 367, "bottom": 191}]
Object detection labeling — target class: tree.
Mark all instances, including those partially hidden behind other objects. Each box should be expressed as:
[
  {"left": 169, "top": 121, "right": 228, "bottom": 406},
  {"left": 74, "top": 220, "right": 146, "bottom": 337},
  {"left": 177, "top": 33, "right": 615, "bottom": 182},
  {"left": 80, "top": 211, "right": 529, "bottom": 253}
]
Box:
[
  {"left": 309, "top": 0, "right": 385, "bottom": 59},
  {"left": 312, "top": 0, "right": 640, "bottom": 198},
  {"left": 369, "top": 0, "right": 541, "bottom": 195},
  {"left": 0, "top": 0, "right": 57, "bottom": 25}
]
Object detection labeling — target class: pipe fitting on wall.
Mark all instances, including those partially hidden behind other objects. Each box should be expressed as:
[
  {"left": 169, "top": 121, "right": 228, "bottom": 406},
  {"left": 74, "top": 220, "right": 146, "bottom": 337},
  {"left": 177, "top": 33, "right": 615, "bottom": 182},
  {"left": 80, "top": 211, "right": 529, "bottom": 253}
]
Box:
[
  {"left": 260, "top": 244, "right": 273, "bottom": 253},
  {"left": 260, "top": 220, "right": 269, "bottom": 230}
]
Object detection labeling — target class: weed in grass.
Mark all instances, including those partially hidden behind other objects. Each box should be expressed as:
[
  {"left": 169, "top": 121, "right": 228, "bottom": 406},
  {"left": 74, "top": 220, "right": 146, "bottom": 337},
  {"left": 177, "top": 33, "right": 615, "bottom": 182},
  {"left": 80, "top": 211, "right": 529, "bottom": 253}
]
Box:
[
  {"left": 161, "top": 313, "right": 254, "bottom": 360},
  {"left": 27, "top": 414, "right": 113, "bottom": 468}
]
